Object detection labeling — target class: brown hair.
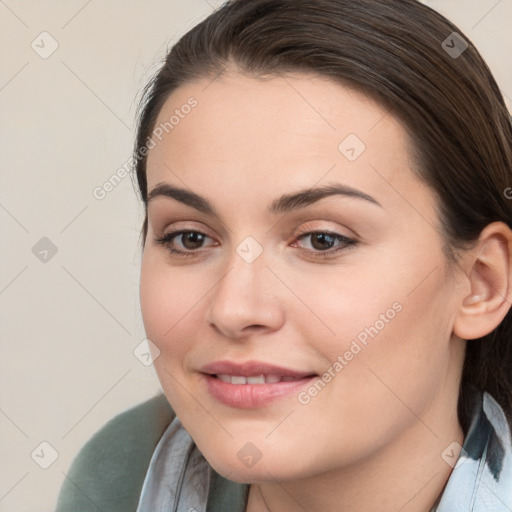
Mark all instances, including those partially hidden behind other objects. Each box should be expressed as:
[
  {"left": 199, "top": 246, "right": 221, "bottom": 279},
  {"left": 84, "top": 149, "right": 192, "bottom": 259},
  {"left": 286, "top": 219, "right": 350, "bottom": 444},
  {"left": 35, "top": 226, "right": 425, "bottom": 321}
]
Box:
[{"left": 132, "top": 0, "right": 512, "bottom": 427}]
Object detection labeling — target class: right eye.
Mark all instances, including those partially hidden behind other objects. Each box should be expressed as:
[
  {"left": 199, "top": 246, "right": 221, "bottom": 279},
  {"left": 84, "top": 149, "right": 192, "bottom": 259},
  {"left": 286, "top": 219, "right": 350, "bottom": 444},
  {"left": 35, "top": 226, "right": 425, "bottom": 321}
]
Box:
[{"left": 154, "top": 230, "right": 217, "bottom": 256}]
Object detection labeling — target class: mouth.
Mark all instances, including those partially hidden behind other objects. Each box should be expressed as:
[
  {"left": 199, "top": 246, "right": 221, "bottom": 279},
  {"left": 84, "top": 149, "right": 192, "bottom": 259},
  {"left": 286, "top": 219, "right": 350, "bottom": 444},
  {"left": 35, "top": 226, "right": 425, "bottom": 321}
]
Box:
[
  {"left": 214, "top": 374, "right": 309, "bottom": 384},
  {"left": 200, "top": 359, "right": 316, "bottom": 378},
  {"left": 199, "top": 360, "right": 318, "bottom": 408}
]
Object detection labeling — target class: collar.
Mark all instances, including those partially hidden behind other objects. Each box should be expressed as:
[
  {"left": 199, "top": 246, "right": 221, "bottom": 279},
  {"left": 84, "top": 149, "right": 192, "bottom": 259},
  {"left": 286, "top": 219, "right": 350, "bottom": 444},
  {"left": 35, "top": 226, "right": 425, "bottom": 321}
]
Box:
[
  {"left": 136, "top": 389, "right": 512, "bottom": 512},
  {"left": 433, "top": 389, "right": 512, "bottom": 511}
]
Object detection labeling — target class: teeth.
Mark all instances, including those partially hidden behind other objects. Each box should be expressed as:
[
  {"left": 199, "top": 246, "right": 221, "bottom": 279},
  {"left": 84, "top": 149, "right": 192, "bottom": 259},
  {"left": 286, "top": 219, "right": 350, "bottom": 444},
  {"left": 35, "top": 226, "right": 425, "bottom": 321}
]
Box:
[
  {"left": 215, "top": 374, "right": 302, "bottom": 384},
  {"left": 247, "top": 375, "right": 266, "bottom": 384}
]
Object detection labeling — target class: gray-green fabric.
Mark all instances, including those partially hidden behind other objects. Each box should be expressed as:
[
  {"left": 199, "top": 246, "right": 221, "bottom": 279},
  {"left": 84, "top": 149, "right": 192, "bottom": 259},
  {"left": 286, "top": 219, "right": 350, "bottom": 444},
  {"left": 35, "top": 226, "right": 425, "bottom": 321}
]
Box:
[{"left": 55, "top": 393, "right": 248, "bottom": 512}]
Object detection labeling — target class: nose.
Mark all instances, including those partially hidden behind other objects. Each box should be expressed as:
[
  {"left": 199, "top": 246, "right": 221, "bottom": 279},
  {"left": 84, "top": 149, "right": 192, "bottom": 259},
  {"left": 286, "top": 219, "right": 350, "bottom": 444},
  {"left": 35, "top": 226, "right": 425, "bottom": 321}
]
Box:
[{"left": 206, "top": 246, "right": 285, "bottom": 340}]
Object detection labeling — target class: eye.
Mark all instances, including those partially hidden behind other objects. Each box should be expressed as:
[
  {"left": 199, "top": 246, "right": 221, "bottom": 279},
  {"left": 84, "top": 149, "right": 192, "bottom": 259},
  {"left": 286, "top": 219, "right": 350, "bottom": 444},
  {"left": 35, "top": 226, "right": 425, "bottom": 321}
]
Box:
[
  {"left": 154, "top": 230, "right": 215, "bottom": 256},
  {"left": 292, "top": 230, "right": 357, "bottom": 258}
]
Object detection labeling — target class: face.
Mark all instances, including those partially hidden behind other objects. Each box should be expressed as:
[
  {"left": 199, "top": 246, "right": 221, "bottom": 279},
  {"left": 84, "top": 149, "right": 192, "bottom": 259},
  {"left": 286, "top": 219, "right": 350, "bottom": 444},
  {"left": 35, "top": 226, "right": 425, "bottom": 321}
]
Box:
[{"left": 139, "top": 72, "right": 466, "bottom": 482}]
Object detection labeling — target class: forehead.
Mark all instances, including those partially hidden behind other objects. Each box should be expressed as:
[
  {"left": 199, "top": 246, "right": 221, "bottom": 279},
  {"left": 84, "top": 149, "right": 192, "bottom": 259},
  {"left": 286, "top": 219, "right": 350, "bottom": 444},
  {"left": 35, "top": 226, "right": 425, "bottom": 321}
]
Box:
[{"left": 145, "top": 72, "right": 432, "bottom": 216}]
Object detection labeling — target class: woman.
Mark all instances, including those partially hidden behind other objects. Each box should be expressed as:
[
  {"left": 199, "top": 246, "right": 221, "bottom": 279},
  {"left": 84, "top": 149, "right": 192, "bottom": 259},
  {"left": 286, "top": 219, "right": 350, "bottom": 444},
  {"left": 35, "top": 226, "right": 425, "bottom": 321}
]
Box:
[{"left": 56, "top": 0, "right": 512, "bottom": 510}]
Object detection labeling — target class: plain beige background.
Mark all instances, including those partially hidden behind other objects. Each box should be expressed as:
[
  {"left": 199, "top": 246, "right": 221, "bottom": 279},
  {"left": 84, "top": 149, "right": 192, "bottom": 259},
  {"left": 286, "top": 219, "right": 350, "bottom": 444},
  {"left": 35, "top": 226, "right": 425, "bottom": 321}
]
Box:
[{"left": 1, "top": 1, "right": 511, "bottom": 510}]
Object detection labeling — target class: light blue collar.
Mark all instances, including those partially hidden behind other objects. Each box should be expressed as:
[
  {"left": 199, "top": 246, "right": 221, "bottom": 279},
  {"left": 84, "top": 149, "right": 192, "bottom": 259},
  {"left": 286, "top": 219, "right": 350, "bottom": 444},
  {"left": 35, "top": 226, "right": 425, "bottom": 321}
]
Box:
[
  {"left": 434, "top": 390, "right": 512, "bottom": 511},
  {"left": 135, "top": 415, "right": 211, "bottom": 512}
]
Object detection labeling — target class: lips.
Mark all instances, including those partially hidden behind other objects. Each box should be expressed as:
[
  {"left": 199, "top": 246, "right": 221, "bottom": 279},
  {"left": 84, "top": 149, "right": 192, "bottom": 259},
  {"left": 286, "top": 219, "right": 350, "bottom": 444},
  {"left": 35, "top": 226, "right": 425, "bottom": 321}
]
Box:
[
  {"left": 200, "top": 360, "right": 315, "bottom": 379},
  {"left": 199, "top": 360, "right": 317, "bottom": 408}
]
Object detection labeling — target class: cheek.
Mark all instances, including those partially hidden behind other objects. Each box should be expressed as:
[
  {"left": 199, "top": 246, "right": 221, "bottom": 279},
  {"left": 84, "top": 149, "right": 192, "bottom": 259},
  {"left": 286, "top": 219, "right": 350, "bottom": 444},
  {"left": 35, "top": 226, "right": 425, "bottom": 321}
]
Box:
[
  {"left": 139, "top": 254, "right": 201, "bottom": 408},
  {"left": 314, "top": 256, "right": 454, "bottom": 389},
  {"left": 139, "top": 262, "right": 169, "bottom": 343},
  {"left": 139, "top": 253, "right": 198, "bottom": 353},
  {"left": 304, "top": 267, "right": 402, "bottom": 357},
  {"left": 353, "top": 269, "right": 456, "bottom": 402}
]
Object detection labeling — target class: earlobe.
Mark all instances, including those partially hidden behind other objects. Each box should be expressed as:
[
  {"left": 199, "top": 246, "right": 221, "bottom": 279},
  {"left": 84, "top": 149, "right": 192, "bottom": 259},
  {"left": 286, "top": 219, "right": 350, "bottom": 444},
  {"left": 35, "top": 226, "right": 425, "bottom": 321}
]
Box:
[{"left": 454, "top": 222, "right": 512, "bottom": 340}]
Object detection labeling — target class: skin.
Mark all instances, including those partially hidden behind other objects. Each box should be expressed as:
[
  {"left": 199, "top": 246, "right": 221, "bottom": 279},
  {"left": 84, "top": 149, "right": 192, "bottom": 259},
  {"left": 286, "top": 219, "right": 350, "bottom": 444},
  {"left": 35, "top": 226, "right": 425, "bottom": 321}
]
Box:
[{"left": 139, "top": 71, "right": 512, "bottom": 511}]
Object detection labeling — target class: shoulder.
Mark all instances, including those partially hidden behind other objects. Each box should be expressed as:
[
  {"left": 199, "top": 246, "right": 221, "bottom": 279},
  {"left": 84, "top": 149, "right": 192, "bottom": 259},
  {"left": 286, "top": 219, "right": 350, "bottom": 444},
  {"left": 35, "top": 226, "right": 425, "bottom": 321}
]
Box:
[{"left": 55, "top": 393, "right": 175, "bottom": 512}]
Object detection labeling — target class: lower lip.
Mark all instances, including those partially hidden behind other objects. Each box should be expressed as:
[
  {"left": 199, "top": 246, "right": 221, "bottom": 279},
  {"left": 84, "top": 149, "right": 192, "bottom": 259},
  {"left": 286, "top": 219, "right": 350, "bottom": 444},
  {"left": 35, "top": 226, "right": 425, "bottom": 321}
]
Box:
[{"left": 202, "top": 374, "right": 317, "bottom": 409}]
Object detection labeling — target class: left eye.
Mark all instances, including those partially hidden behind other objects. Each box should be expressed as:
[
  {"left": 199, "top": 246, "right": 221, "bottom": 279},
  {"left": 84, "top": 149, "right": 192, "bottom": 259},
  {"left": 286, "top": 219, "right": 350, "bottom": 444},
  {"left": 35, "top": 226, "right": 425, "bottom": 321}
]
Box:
[{"left": 293, "top": 231, "right": 356, "bottom": 254}]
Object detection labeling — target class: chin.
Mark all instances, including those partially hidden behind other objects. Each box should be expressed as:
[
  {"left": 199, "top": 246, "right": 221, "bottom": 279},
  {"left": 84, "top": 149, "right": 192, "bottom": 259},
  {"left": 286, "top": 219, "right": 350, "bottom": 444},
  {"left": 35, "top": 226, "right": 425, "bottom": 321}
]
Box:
[{"left": 200, "top": 447, "right": 311, "bottom": 484}]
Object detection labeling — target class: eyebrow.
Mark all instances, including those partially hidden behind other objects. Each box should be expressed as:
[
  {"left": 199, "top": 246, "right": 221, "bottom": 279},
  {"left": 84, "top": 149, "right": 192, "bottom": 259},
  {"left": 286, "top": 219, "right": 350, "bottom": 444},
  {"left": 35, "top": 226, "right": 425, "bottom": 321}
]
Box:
[{"left": 147, "top": 182, "right": 382, "bottom": 216}]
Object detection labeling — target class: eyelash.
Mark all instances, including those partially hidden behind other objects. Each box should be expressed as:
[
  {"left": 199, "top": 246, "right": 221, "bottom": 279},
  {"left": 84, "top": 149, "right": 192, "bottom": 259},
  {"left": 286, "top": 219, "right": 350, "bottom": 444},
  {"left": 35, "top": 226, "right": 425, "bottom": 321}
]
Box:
[{"left": 154, "top": 228, "right": 357, "bottom": 260}]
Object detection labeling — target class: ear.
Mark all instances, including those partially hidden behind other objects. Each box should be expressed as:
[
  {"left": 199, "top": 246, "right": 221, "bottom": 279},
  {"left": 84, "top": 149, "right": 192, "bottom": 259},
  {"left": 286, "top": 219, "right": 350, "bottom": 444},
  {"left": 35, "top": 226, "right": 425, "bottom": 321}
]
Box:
[{"left": 454, "top": 222, "right": 512, "bottom": 340}]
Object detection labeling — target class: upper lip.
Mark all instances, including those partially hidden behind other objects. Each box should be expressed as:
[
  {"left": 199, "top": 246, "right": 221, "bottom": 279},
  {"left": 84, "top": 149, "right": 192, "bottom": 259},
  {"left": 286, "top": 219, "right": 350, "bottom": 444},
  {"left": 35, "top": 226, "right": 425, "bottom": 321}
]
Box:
[{"left": 200, "top": 360, "right": 316, "bottom": 378}]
